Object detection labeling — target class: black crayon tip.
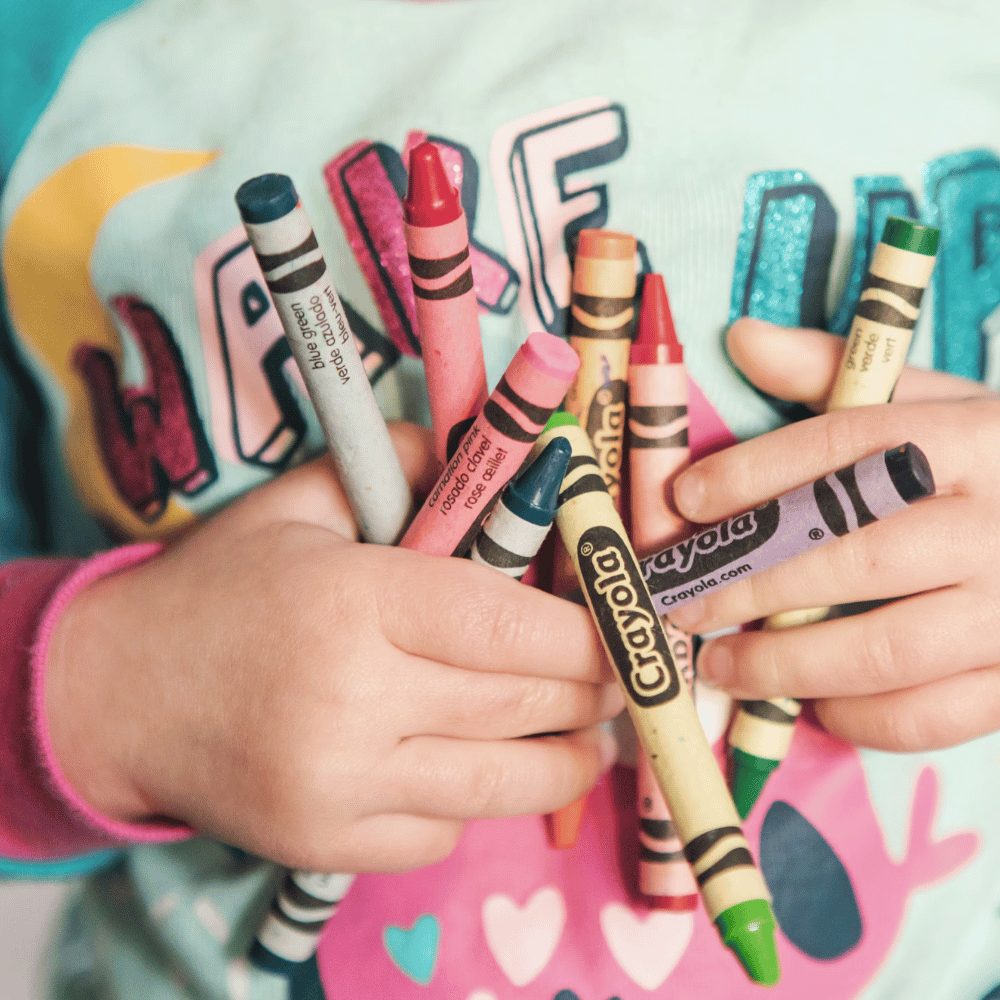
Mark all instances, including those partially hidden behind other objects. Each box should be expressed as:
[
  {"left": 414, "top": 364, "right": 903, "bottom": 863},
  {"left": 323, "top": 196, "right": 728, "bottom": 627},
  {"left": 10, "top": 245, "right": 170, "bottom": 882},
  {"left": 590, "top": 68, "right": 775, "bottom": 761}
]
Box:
[{"left": 885, "top": 443, "right": 935, "bottom": 502}]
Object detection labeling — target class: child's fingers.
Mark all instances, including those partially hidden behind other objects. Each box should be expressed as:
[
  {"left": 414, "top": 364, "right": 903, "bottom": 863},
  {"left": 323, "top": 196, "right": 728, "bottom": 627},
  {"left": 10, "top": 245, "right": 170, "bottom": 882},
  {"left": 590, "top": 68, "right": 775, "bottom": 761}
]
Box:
[
  {"left": 409, "top": 662, "right": 625, "bottom": 740},
  {"left": 389, "top": 727, "right": 616, "bottom": 820},
  {"left": 672, "top": 398, "right": 993, "bottom": 525},
  {"left": 668, "top": 497, "right": 974, "bottom": 633},
  {"left": 727, "top": 319, "right": 992, "bottom": 409},
  {"left": 379, "top": 552, "right": 612, "bottom": 684},
  {"left": 698, "top": 585, "right": 997, "bottom": 699},
  {"left": 814, "top": 664, "right": 1000, "bottom": 751}
]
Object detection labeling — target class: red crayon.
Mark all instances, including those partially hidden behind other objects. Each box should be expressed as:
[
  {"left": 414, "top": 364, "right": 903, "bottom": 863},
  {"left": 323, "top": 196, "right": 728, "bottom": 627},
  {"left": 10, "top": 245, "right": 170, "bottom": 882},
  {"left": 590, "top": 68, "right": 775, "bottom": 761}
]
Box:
[
  {"left": 400, "top": 333, "right": 579, "bottom": 558},
  {"left": 628, "top": 275, "right": 698, "bottom": 910},
  {"left": 405, "top": 141, "right": 489, "bottom": 462}
]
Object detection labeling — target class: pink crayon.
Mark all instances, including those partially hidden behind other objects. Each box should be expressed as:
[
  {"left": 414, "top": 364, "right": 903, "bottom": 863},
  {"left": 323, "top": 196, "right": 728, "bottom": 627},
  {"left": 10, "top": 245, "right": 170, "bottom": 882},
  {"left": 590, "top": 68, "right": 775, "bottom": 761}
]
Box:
[
  {"left": 404, "top": 141, "right": 489, "bottom": 462},
  {"left": 400, "top": 332, "right": 578, "bottom": 558},
  {"left": 628, "top": 275, "right": 698, "bottom": 910}
]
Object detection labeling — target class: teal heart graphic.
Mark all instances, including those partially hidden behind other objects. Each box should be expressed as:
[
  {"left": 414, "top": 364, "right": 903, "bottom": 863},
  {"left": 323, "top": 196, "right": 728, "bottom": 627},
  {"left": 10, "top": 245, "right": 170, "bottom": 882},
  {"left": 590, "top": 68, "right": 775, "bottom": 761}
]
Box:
[{"left": 383, "top": 914, "right": 440, "bottom": 985}]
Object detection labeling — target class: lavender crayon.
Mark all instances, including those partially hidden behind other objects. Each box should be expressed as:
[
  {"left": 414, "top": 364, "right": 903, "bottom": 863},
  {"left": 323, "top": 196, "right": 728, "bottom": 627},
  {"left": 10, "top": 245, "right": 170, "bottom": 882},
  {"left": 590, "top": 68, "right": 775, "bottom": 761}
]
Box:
[{"left": 642, "top": 445, "right": 935, "bottom": 614}]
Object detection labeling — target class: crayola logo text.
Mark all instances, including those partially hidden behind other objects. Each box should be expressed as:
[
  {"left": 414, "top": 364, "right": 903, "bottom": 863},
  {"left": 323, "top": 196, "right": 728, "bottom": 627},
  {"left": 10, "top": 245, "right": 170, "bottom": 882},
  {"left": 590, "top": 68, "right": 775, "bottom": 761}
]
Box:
[{"left": 577, "top": 525, "right": 680, "bottom": 708}]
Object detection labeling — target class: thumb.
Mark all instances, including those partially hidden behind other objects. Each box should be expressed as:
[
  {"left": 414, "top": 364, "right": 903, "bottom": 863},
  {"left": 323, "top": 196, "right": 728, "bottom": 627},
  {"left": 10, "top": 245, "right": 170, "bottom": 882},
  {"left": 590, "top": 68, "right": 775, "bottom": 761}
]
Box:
[
  {"left": 726, "top": 317, "right": 992, "bottom": 410},
  {"left": 230, "top": 421, "right": 435, "bottom": 538}
]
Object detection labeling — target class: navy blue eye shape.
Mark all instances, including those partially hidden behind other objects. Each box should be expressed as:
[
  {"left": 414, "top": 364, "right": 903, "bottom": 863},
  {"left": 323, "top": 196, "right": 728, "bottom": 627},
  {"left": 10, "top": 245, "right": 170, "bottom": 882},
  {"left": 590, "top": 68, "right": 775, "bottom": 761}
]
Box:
[
  {"left": 241, "top": 279, "right": 271, "bottom": 327},
  {"left": 760, "top": 800, "right": 863, "bottom": 960}
]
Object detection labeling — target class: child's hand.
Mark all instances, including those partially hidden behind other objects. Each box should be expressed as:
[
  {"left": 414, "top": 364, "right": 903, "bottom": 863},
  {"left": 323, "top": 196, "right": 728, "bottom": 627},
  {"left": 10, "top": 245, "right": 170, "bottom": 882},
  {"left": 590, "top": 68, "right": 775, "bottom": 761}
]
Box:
[
  {"left": 45, "top": 423, "right": 622, "bottom": 873},
  {"left": 668, "top": 318, "right": 1000, "bottom": 752}
]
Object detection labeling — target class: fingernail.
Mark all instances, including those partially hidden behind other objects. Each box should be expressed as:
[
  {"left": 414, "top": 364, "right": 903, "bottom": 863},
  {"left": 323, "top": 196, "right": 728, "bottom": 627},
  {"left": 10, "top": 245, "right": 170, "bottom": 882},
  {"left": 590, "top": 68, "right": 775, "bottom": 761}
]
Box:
[
  {"left": 598, "top": 728, "right": 619, "bottom": 770},
  {"left": 698, "top": 642, "right": 734, "bottom": 688},
  {"left": 668, "top": 598, "right": 705, "bottom": 632},
  {"left": 673, "top": 471, "right": 705, "bottom": 518}
]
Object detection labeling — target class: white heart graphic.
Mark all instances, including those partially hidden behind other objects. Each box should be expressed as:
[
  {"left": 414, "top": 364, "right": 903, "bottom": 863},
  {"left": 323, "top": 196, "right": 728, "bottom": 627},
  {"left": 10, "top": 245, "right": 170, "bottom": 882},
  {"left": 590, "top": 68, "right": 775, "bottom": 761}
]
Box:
[
  {"left": 599, "top": 902, "right": 694, "bottom": 990},
  {"left": 482, "top": 886, "right": 566, "bottom": 987}
]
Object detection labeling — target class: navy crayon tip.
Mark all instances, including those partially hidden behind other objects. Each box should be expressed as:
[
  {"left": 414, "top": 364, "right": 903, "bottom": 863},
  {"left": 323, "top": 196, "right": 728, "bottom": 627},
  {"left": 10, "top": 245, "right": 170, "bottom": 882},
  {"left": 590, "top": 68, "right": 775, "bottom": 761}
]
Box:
[
  {"left": 236, "top": 173, "right": 299, "bottom": 224},
  {"left": 885, "top": 443, "right": 934, "bottom": 502},
  {"left": 505, "top": 437, "right": 572, "bottom": 526}
]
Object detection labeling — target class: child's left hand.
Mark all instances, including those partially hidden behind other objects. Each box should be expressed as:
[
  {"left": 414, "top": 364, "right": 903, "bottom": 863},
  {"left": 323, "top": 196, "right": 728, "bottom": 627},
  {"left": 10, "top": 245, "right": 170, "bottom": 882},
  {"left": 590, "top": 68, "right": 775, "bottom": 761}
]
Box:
[{"left": 667, "top": 318, "right": 1000, "bottom": 752}]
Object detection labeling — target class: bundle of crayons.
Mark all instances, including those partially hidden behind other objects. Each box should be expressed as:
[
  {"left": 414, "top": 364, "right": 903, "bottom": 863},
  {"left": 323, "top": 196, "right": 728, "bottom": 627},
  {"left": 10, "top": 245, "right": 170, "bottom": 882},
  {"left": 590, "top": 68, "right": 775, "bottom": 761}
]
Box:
[{"left": 233, "top": 142, "right": 941, "bottom": 989}]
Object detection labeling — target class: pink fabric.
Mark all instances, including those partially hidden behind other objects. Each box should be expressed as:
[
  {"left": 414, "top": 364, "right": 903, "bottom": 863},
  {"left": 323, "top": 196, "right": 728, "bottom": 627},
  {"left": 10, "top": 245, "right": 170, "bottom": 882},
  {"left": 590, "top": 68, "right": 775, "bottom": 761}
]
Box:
[{"left": 0, "top": 545, "right": 190, "bottom": 861}]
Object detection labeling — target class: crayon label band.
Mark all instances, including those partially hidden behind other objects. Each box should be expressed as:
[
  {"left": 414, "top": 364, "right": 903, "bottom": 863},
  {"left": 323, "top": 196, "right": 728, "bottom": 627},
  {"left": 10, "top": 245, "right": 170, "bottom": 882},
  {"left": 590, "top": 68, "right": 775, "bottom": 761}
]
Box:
[
  {"left": 585, "top": 378, "right": 627, "bottom": 497},
  {"left": 643, "top": 502, "right": 778, "bottom": 590},
  {"left": 576, "top": 525, "right": 681, "bottom": 707}
]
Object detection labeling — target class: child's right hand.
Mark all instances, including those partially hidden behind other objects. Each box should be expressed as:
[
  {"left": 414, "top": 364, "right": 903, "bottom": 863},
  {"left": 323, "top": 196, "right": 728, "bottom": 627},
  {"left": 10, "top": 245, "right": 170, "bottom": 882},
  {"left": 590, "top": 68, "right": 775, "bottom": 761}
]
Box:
[{"left": 43, "top": 423, "right": 622, "bottom": 873}]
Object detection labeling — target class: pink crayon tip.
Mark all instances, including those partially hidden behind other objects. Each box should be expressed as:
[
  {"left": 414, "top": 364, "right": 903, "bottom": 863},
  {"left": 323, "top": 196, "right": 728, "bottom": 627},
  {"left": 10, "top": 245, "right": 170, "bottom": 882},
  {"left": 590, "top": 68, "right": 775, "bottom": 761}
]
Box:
[
  {"left": 632, "top": 274, "right": 683, "bottom": 365},
  {"left": 404, "top": 141, "right": 462, "bottom": 227},
  {"left": 522, "top": 331, "right": 580, "bottom": 380}
]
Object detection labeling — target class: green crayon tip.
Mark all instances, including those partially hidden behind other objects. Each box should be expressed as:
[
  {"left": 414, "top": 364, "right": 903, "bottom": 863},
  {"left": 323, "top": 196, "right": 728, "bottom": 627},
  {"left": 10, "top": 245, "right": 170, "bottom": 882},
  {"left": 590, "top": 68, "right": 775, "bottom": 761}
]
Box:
[
  {"left": 730, "top": 748, "right": 780, "bottom": 819},
  {"left": 543, "top": 410, "right": 579, "bottom": 432},
  {"left": 881, "top": 216, "right": 940, "bottom": 256},
  {"left": 506, "top": 437, "right": 572, "bottom": 526},
  {"left": 716, "top": 899, "right": 781, "bottom": 987}
]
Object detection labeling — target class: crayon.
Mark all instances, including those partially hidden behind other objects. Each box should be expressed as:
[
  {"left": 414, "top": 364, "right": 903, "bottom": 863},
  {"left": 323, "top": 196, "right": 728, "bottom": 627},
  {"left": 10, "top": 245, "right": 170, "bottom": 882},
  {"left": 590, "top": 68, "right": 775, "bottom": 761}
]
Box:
[
  {"left": 404, "top": 142, "right": 488, "bottom": 462},
  {"left": 628, "top": 274, "right": 698, "bottom": 909},
  {"left": 826, "top": 217, "right": 940, "bottom": 411},
  {"left": 565, "top": 229, "right": 637, "bottom": 504},
  {"left": 236, "top": 173, "right": 411, "bottom": 547},
  {"left": 642, "top": 443, "right": 935, "bottom": 614},
  {"left": 249, "top": 871, "right": 355, "bottom": 972},
  {"left": 729, "top": 217, "right": 940, "bottom": 816},
  {"left": 548, "top": 229, "right": 637, "bottom": 848},
  {"left": 237, "top": 174, "right": 414, "bottom": 972},
  {"left": 543, "top": 413, "right": 780, "bottom": 986},
  {"left": 400, "top": 332, "right": 579, "bottom": 559},
  {"left": 470, "top": 437, "right": 571, "bottom": 579}
]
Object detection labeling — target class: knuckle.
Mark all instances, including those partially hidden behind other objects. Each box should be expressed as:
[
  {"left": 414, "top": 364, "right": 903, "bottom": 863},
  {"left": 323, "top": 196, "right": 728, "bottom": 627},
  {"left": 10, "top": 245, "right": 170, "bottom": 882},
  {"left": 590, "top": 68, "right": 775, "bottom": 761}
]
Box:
[
  {"left": 858, "top": 622, "right": 904, "bottom": 691},
  {"left": 465, "top": 754, "right": 510, "bottom": 817}
]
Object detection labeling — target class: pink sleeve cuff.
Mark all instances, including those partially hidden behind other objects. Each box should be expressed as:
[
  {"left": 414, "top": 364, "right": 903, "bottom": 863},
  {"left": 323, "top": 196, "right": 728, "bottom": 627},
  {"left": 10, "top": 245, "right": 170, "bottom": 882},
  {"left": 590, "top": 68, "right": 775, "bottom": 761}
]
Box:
[{"left": 28, "top": 544, "right": 191, "bottom": 850}]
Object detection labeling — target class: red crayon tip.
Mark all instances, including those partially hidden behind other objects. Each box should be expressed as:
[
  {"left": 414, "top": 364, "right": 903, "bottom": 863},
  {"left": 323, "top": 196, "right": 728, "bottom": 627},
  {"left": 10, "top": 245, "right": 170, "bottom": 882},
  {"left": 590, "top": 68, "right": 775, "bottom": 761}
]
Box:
[
  {"left": 404, "top": 141, "right": 462, "bottom": 226},
  {"left": 632, "top": 273, "right": 683, "bottom": 365}
]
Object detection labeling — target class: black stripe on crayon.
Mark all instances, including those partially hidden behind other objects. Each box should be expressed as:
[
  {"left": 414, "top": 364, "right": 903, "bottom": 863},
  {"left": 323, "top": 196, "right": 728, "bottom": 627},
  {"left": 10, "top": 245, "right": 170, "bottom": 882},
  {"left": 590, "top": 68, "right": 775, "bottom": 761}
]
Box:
[
  {"left": 683, "top": 826, "right": 742, "bottom": 864},
  {"left": 558, "top": 473, "right": 606, "bottom": 506},
  {"left": 451, "top": 494, "right": 503, "bottom": 559},
  {"left": 640, "top": 818, "right": 673, "bottom": 838},
  {"left": 740, "top": 700, "right": 799, "bottom": 724},
  {"left": 696, "top": 847, "right": 755, "bottom": 886},
  {"left": 567, "top": 454, "right": 600, "bottom": 474},
  {"left": 482, "top": 399, "right": 538, "bottom": 443},
  {"left": 256, "top": 231, "right": 319, "bottom": 273},
  {"left": 270, "top": 907, "right": 331, "bottom": 933},
  {"left": 854, "top": 299, "right": 917, "bottom": 330},
  {"left": 473, "top": 531, "right": 531, "bottom": 572},
  {"left": 630, "top": 404, "right": 687, "bottom": 427},
  {"left": 408, "top": 248, "right": 470, "bottom": 280},
  {"left": 814, "top": 477, "right": 848, "bottom": 537},
  {"left": 628, "top": 429, "right": 688, "bottom": 449},
  {"left": 280, "top": 880, "right": 343, "bottom": 912},
  {"left": 446, "top": 416, "right": 476, "bottom": 460},
  {"left": 861, "top": 272, "right": 924, "bottom": 308},
  {"left": 639, "top": 844, "right": 688, "bottom": 863},
  {"left": 571, "top": 291, "right": 634, "bottom": 318},
  {"left": 412, "top": 268, "right": 474, "bottom": 301},
  {"left": 497, "top": 377, "right": 553, "bottom": 426},
  {"left": 266, "top": 259, "right": 327, "bottom": 295},
  {"left": 834, "top": 466, "right": 877, "bottom": 528}
]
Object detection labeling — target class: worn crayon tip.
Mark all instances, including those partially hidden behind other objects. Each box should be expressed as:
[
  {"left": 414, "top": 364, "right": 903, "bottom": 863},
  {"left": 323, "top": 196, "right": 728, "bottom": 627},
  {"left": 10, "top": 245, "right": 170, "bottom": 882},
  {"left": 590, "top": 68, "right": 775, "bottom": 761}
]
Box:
[
  {"left": 884, "top": 443, "right": 935, "bottom": 503},
  {"left": 522, "top": 331, "right": 580, "bottom": 380},
  {"left": 235, "top": 173, "right": 298, "bottom": 224},
  {"left": 633, "top": 273, "right": 682, "bottom": 365},
  {"left": 506, "top": 437, "right": 572, "bottom": 526},
  {"left": 730, "top": 748, "right": 779, "bottom": 819},
  {"left": 716, "top": 899, "right": 781, "bottom": 986},
  {"left": 881, "top": 216, "right": 940, "bottom": 257},
  {"left": 577, "top": 228, "right": 636, "bottom": 261},
  {"left": 404, "top": 141, "right": 462, "bottom": 226},
  {"left": 548, "top": 795, "right": 587, "bottom": 849}
]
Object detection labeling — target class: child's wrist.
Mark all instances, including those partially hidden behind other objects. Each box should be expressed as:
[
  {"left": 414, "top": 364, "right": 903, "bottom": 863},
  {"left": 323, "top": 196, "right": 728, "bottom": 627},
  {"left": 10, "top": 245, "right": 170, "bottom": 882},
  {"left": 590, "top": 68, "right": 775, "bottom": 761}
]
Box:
[{"left": 37, "top": 545, "right": 187, "bottom": 840}]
